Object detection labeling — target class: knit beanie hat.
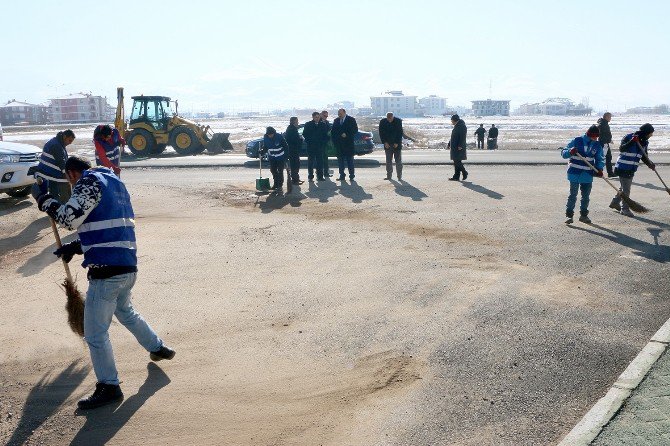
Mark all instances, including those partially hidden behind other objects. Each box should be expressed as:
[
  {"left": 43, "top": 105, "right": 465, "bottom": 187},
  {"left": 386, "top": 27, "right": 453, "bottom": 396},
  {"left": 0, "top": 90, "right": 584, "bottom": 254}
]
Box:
[
  {"left": 586, "top": 125, "right": 600, "bottom": 138},
  {"left": 639, "top": 123, "right": 654, "bottom": 136}
]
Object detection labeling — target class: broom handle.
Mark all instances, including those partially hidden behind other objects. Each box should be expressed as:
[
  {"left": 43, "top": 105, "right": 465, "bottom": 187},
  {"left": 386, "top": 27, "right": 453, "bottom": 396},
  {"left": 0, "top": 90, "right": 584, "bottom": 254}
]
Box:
[
  {"left": 49, "top": 217, "right": 73, "bottom": 283},
  {"left": 573, "top": 152, "right": 621, "bottom": 194},
  {"left": 654, "top": 169, "right": 669, "bottom": 189}
]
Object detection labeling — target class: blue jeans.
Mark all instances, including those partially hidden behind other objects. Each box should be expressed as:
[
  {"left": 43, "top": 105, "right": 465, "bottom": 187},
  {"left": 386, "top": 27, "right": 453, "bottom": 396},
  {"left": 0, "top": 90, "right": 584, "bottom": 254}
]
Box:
[
  {"left": 84, "top": 272, "right": 162, "bottom": 385},
  {"left": 566, "top": 182, "right": 592, "bottom": 216}
]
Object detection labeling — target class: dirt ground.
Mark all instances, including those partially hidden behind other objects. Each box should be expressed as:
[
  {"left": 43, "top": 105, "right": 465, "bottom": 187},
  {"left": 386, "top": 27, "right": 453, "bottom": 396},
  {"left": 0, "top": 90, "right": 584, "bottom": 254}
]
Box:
[{"left": 1, "top": 165, "right": 669, "bottom": 445}]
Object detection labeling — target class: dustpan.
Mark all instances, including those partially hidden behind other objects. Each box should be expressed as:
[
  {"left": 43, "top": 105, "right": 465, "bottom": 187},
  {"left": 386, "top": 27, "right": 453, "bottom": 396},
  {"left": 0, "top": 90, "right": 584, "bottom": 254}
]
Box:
[{"left": 256, "top": 148, "right": 271, "bottom": 190}]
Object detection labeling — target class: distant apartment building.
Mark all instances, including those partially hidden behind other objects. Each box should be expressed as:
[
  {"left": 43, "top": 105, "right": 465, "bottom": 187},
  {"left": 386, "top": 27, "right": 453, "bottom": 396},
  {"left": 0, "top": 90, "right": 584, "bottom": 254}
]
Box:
[
  {"left": 471, "top": 99, "right": 510, "bottom": 116},
  {"left": 419, "top": 95, "right": 448, "bottom": 115},
  {"left": 625, "top": 104, "right": 669, "bottom": 114},
  {"left": 370, "top": 91, "right": 420, "bottom": 117},
  {"left": 0, "top": 100, "right": 48, "bottom": 125},
  {"left": 327, "top": 100, "right": 355, "bottom": 111},
  {"left": 516, "top": 103, "right": 540, "bottom": 115},
  {"left": 515, "top": 98, "right": 592, "bottom": 116},
  {"left": 48, "top": 93, "right": 114, "bottom": 124}
]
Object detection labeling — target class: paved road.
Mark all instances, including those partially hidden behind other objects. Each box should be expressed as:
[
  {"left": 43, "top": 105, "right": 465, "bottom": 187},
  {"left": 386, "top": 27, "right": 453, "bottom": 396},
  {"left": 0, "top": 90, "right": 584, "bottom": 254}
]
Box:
[{"left": 118, "top": 149, "right": 670, "bottom": 169}]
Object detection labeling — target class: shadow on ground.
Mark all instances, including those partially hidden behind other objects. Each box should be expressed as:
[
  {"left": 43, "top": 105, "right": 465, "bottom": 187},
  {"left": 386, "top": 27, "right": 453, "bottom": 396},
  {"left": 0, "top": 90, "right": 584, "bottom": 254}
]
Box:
[
  {"left": 5, "top": 360, "right": 89, "bottom": 446},
  {"left": 461, "top": 181, "right": 504, "bottom": 200},
  {"left": 389, "top": 179, "right": 428, "bottom": 201},
  {"left": 70, "top": 363, "right": 171, "bottom": 445},
  {"left": 569, "top": 223, "right": 670, "bottom": 263}
]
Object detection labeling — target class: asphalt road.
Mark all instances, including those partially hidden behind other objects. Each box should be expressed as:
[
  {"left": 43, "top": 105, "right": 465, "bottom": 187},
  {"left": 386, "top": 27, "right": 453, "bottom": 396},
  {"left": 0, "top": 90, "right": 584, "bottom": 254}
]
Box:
[{"left": 1, "top": 163, "right": 669, "bottom": 445}]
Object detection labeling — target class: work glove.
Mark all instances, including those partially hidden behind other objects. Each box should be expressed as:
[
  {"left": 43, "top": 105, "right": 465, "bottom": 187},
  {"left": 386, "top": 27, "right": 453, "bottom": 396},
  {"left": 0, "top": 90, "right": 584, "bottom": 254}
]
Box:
[
  {"left": 53, "top": 240, "right": 83, "bottom": 263},
  {"left": 569, "top": 148, "right": 578, "bottom": 156},
  {"left": 594, "top": 170, "right": 604, "bottom": 177},
  {"left": 631, "top": 135, "right": 640, "bottom": 143},
  {"left": 649, "top": 162, "right": 656, "bottom": 170},
  {"left": 31, "top": 180, "right": 53, "bottom": 211}
]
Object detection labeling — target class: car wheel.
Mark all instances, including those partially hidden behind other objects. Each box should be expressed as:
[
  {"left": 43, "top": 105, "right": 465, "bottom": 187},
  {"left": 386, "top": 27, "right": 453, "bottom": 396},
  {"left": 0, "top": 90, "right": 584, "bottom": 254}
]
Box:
[
  {"left": 127, "top": 129, "right": 156, "bottom": 156},
  {"left": 169, "top": 126, "right": 202, "bottom": 155},
  {"left": 6, "top": 185, "right": 32, "bottom": 198}
]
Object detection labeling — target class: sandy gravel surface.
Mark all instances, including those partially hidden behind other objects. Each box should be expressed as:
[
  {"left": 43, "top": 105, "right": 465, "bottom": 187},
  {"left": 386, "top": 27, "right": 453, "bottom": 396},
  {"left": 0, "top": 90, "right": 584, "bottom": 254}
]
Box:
[{"left": 1, "top": 165, "right": 669, "bottom": 445}]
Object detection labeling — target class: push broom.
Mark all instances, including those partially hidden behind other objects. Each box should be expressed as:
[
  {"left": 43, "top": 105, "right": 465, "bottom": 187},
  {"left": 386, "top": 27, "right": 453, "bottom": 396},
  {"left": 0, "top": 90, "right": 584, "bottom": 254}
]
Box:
[
  {"left": 37, "top": 178, "right": 85, "bottom": 336},
  {"left": 573, "top": 152, "right": 649, "bottom": 213}
]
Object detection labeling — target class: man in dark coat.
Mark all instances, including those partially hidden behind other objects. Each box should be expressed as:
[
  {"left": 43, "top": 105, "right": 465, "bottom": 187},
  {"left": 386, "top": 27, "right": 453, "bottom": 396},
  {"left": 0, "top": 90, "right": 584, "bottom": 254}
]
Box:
[
  {"left": 597, "top": 112, "right": 615, "bottom": 177},
  {"left": 302, "top": 112, "right": 328, "bottom": 181},
  {"left": 320, "top": 110, "right": 332, "bottom": 178},
  {"left": 379, "top": 112, "right": 404, "bottom": 180},
  {"left": 487, "top": 124, "right": 499, "bottom": 150},
  {"left": 448, "top": 114, "right": 468, "bottom": 181},
  {"left": 331, "top": 108, "right": 358, "bottom": 181},
  {"left": 285, "top": 117, "right": 304, "bottom": 184},
  {"left": 474, "top": 124, "right": 486, "bottom": 149}
]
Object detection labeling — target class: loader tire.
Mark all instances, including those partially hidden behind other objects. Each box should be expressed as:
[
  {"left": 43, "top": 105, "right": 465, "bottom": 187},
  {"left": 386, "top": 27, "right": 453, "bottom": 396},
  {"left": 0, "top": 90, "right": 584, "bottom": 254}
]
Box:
[
  {"left": 127, "top": 129, "right": 156, "bottom": 157},
  {"left": 169, "top": 126, "right": 202, "bottom": 155},
  {"left": 151, "top": 143, "right": 167, "bottom": 154}
]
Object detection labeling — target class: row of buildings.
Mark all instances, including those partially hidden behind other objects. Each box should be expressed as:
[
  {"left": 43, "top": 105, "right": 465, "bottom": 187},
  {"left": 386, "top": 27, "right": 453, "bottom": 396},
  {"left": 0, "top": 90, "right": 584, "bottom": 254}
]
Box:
[
  {"left": 369, "top": 91, "right": 510, "bottom": 118},
  {"left": 515, "top": 98, "right": 593, "bottom": 116},
  {"left": 0, "top": 93, "right": 115, "bottom": 126}
]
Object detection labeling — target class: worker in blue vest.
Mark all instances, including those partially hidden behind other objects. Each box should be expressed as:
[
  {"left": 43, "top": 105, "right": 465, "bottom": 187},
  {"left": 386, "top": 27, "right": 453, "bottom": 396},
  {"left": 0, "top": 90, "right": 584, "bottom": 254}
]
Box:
[
  {"left": 31, "top": 155, "right": 175, "bottom": 410},
  {"left": 261, "top": 126, "right": 289, "bottom": 191},
  {"left": 609, "top": 123, "right": 656, "bottom": 217},
  {"left": 35, "top": 129, "right": 76, "bottom": 201},
  {"left": 561, "top": 125, "right": 605, "bottom": 224},
  {"left": 93, "top": 124, "right": 125, "bottom": 177}
]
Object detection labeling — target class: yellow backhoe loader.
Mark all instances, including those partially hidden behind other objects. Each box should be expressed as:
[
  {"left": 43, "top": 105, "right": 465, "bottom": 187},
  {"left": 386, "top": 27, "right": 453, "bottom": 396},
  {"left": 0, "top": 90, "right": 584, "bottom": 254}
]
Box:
[{"left": 114, "top": 87, "right": 233, "bottom": 157}]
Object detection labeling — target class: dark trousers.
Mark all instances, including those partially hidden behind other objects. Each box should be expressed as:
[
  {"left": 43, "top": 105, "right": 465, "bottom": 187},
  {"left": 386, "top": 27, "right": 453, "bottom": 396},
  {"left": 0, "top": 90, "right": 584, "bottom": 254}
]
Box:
[
  {"left": 322, "top": 148, "right": 330, "bottom": 176},
  {"left": 288, "top": 149, "right": 300, "bottom": 181},
  {"left": 477, "top": 138, "right": 484, "bottom": 149},
  {"left": 338, "top": 154, "right": 355, "bottom": 179},
  {"left": 605, "top": 144, "right": 614, "bottom": 175},
  {"left": 307, "top": 146, "right": 324, "bottom": 179},
  {"left": 453, "top": 159, "right": 467, "bottom": 179},
  {"left": 269, "top": 158, "right": 284, "bottom": 187},
  {"left": 385, "top": 147, "right": 402, "bottom": 178}
]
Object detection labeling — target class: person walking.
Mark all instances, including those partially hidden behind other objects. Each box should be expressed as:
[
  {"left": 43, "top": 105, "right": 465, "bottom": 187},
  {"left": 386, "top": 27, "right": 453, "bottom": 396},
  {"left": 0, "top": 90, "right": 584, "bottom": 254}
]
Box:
[
  {"left": 475, "top": 124, "right": 486, "bottom": 149},
  {"left": 320, "top": 110, "right": 332, "bottom": 178},
  {"left": 35, "top": 129, "right": 76, "bottom": 202},
  {"left": 332, "top": 108, "right": 358, "bottom": 181},
  {"left": 284, "top": 117, "right": 304, "bottom": 185},
  {"left": 609, "top": 123, "right": 656, "bottom": 217},
  {"left": 448, "top": 114, "right": 468, "bottom": 181},
  {"left": 487, "top": 124, "right": 499, "bottom": 150},
  {"left": 303, "top": 112, "right": 328, "bottom": 181},
  {"left": 379, "top": 112, "right": 404, "bottom": 180},
  {"left": 561, "top": 125, "right": 604, "bottom": 224},
  {"left": 262, "top": 127, "right": 289, "bottom": 190},
  {"left": 597, "top": 112, "right": 616, "bottom": 177},
  {"left": 31, "top": 155, "right": 175, "bottom": 410},
  {"left": 93, "top": 124, "right": 125, "bottom": 177}
]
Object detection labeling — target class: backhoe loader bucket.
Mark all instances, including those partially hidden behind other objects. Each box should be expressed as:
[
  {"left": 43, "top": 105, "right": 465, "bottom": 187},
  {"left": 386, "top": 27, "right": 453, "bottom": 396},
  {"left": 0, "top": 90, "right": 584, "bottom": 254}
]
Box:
[{"left": 205, "top": 132, "right": 233, "bottom": 154}]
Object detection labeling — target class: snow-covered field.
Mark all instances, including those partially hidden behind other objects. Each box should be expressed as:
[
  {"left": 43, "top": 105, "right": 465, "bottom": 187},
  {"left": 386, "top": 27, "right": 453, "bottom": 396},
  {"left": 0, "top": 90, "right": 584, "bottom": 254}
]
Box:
[{"left": 3, "top": 114, "right": 669, "bottom": 158}]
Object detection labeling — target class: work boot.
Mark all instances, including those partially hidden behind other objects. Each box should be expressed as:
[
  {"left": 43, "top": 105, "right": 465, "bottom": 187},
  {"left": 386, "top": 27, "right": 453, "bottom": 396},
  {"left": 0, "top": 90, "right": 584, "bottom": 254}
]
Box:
[
  {"left": 565, "top": 217, "right": 574, "bottom": 224},
  {"left": 150, "top": 345, "right": 176, "bottom": 361},
  {"left": 620, "top": 208, "right": 635, "bottom": 217},
  {"left": 608, "top": 172, "right": 618, "bottom": 178},
  {"left": 565, "top": 211, "right": 574, "bottom": 225},
  {"left": 579, "top": 213, "right": 592, "bottom": 224},
  {"left": 609, "top": 198, "right": 621, "bottom": 212},
  {"left": 448, "top": 176, "right": 459, "bottom": 181},
  {"left": 384, "top": 175, "right": 391, "bottom": 180},
  {"left": 462, "top": 171, "right": 468, "bottom": 181},
  {"left": 78, "top": 383, "right": 123, "bottom": 410}
]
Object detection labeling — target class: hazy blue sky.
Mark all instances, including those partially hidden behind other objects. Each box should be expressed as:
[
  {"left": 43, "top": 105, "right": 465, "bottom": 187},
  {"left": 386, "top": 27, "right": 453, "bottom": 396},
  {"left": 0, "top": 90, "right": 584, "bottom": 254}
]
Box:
[{"left": 2, "top": 0, "right": 668, "bottom": 112}]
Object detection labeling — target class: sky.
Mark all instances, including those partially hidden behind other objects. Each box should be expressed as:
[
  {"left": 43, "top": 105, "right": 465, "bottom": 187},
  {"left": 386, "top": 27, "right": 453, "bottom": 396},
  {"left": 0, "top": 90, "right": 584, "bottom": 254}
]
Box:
[{"left": 2, "top": 0, "right": 669, "bottom": 113}]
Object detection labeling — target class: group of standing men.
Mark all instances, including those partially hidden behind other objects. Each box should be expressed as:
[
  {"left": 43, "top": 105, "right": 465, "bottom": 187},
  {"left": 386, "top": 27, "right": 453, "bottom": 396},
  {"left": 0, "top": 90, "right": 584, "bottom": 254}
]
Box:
[
  {"left": 474, "top": 124, "right": 499, "bottom": 150},
  {"left": 262, "top": 109, "right": 359, "bottom": 190}
]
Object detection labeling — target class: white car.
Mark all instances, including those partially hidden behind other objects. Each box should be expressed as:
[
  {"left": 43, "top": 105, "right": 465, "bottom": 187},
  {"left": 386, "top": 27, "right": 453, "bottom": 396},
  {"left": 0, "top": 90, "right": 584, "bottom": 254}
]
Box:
[{"left": 0, "top": 141, "right": 41, "bottom": 197}]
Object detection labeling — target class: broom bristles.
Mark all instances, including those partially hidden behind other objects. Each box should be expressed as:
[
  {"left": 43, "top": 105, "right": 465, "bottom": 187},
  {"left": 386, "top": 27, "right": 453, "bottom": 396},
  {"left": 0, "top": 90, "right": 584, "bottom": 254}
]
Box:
[
  {"left": 62, "top": 278, "right": 85, "bottom": 337},
  {"left": 620, "top": 193, "right": 649, "bottom": 213}
]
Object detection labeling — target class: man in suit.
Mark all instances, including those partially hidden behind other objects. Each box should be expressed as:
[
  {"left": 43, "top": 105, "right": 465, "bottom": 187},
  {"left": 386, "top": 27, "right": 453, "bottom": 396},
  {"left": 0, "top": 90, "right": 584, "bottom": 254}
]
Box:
[
  {"left": 320, "top": 110, "right": 332, "bottom": 178},
  {"left": 331, "top": 108, "right": 358, "bottom": 181},
  {"left": 302, "top": 112, "right": 328, "bottom": 181}
]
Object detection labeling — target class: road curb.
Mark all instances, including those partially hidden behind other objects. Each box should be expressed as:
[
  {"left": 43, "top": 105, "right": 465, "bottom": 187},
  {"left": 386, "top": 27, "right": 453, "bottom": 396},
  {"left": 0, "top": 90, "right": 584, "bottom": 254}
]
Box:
[{"left": 559, "top": 317, "right": 670, "bottom": 445}]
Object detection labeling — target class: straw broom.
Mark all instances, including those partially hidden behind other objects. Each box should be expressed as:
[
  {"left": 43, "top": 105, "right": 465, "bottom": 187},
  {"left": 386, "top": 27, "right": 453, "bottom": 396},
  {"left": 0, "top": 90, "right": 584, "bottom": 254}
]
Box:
[
  {"left": 48, "top": 217, "right": 85, "bottom": 337},
  {"left": 573, "top": 151, "right": 649, "bottom": 213}
]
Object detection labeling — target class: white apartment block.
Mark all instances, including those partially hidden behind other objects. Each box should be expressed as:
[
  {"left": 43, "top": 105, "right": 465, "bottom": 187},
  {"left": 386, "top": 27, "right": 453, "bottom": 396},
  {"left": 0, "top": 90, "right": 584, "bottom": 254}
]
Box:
[
  {"left": 419, "top": 95, "right": 447, "bottom": 115},
  {"left": 48, "top": 93, "right": 114, "bottom": 124},
  {"left": 370, "top": 91, "right": 419, "bottom": 117},
  {"left": 471, "top": 99, "right": 510, "bottom": 116}
]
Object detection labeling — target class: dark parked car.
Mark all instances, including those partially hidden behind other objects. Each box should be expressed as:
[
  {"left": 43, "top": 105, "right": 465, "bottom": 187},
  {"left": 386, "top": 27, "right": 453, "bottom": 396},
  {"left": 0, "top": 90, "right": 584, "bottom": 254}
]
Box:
[{"left": 245, "top": 124, "right": 374, "bottom": 159}]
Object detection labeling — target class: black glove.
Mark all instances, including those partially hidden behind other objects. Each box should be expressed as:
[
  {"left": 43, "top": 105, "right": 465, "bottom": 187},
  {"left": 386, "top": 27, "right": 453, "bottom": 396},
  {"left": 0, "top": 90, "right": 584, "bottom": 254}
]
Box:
[
  {"left": 53, "top": 240, "right": 83, "bottom": 263},
  {"left": 31, "top": 181, "right": 54, "bottom": 211}
]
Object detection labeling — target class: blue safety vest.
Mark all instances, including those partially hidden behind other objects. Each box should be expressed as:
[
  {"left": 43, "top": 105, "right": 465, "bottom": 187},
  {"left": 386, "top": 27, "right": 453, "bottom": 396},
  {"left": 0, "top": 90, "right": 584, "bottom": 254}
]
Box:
[
  {"left": 615, "top": 133, "right": 647, "bottom": 174},
  {"left": 94, "top": 127, "right": 121, "bottom": 167},
  {"left": 567, "top": 136, "right": 600, "bottom": 177},
  {"left": 36, "top": 136, "right": 68, "bottom": 183},
  {"left": 77, "top": 168, "right": 137, "bottom": 268},
  {"left": 263, "top": 134, "right": 286, "bottom": 160}
]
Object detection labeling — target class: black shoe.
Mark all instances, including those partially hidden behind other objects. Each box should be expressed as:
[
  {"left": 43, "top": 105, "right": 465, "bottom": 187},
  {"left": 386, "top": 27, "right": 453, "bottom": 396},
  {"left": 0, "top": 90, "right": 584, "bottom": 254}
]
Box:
[
  {"left": 317, "top": 177, "right": 325, "bottom": 181},
  {"left": 462, "top": 171, "right": 468, "bottom": 181},
  {"left": 337, "top": 176, "right": 345, "bottom": 181},
  {"left": 448, "top": 177, "right": 459, "bottom": 181},
  {"left": 608, "top": 172, "right": 618, "bottom": 178},
  {"left": 150, "top": 345, "right": 176, "bottom": 361},
  {"left": 579, "top": 214, "right": 592, "bottom": 224},
  {"left": 349, "top": 176, "right": 355, "bottom": 181},
  {"left": 78, "top": 383, "right": 123, "bottom": 410},
  {"left": 384, "top": 176, "right": 391, "bottom": 180},
  {"left": 565, "top": 217, "right": 573, "bottom": 224},
  {"left": 292, "top": 180, "right": 302, "bottom": 185}
]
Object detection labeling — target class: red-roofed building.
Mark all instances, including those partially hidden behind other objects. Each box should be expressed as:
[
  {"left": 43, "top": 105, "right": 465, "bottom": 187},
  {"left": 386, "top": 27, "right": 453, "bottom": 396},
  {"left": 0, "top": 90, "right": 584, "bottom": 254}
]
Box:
[{"left": 48, "top": 93, "right": 114, "bottom": 124}]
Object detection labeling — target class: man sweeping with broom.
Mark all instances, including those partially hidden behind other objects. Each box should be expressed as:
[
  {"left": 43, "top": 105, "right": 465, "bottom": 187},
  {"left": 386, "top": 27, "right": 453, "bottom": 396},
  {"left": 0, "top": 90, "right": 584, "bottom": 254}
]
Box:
[{"left": 32, "top": 155, "right": 175, "bottom": 410}]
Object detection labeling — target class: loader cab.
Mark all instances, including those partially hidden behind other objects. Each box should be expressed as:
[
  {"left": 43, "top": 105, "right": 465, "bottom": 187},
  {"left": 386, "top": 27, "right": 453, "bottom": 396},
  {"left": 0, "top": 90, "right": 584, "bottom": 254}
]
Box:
[{"left": 129, "top": 96, "right": 174, "bottom": 131}]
